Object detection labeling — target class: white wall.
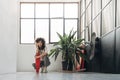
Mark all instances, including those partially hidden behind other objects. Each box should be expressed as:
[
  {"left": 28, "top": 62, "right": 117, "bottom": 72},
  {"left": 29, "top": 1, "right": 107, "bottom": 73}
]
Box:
[
  {"left": 0, "top": 0, "right": 18, "bottom": 74},
  {"left": 17, "top": 0, "right": 80, "bottom": 72}
]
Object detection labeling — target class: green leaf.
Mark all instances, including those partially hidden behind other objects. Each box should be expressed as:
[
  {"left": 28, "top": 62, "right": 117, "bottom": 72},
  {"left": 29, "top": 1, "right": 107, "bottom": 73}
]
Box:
[
  {"left": 57, "top": 32, "right": 63, "bottom": 41},
  {"left": 48, "top": 49, "right": 56, "bottom": 57}
]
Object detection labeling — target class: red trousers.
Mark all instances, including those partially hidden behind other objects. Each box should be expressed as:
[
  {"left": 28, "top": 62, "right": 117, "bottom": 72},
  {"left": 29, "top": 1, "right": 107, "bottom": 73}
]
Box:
[{"left": 35, "top": 53, "right": 40, "bottom": 73}]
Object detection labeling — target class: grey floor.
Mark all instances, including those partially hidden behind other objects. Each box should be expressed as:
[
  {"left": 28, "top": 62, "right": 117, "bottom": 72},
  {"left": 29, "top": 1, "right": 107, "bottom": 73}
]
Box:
[{"left": 0, "top": 72, "right": 120, "bottom": 80}]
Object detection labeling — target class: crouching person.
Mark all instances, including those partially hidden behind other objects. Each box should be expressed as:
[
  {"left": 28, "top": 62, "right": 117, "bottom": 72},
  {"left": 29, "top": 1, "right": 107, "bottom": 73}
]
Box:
[{"left": 32, "top": 38, "right": 50, "bottom": 73}]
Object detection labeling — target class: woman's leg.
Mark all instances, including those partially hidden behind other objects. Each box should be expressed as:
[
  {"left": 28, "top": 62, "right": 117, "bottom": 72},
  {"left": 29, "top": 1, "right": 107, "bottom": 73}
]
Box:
[
  {"left": 41, "top": 67, "right": 44, "bottom": 73},
  {"left": 43, "top": 66, "right": 47, "bottom": 73},
  {"left": 42, "top": 54, "right": 48, "bottom": 73},
  {"left": 36, "top": 58, "right": 40, "bottom": 73}
]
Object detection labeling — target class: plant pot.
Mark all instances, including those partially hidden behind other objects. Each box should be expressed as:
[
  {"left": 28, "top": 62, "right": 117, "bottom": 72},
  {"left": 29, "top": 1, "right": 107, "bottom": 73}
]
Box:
[
  {"left": 62, "top": 61, "right": 68, "bottom": 70},
  {"left": 68, "top": 60, "right": 73, "bottom": 71},
  {"left": 62, "top": 60, "right": 73, "bottom": 71}
]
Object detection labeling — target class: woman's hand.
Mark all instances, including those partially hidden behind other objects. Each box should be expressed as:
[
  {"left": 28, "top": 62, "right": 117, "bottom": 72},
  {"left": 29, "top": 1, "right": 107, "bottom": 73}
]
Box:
[
  {"left": 40, "top": 52, "right": 47, "bottom": 57},
  {"left": 35, "top": 42, "right": 38, "bottom": 47}
]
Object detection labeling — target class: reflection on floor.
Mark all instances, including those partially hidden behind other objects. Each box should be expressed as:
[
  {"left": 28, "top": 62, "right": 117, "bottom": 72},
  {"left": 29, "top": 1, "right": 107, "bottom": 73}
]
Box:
[{"left": 0, "top": 72, "right": 120, "bottom": 80}]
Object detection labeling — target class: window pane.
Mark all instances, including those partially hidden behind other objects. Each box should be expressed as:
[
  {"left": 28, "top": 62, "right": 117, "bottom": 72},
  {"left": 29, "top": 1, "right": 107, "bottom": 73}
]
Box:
[
  {"left": 86, "top": 0, "right": 91, "bottom": 7},
  {"left": 65, "top": 19, "right": 77, "bottom": 38},
  {"left": 93, "top": 15, "right": 100, "bottom": 37},
  {"left": 88, "top": 25, "right": 91, "bottom": 41},
  {"left": 65, "top": 3, "right": 78, "bottom": 18},
  {"left": 85, "top": 28, "right": 88, "bottom": 42},
  {"left": 81, "top": 14, "right": 85, "bottom": 32},
  {"left": 50, "top": 3, "right": 63, "bottom": 18},
  {"left": 36, "top": 4, "right": 49, "bottom": 18},
  {"left": 86, "top": 4, "right": 91, "bottom": 26},
  {"left": 102, "top": 1, "right": 115, "bottom": 35},
  {"left": 102, "top": 0, "right": 111, "bottom": 9},
  {"left": 85, "top": 25, "right": 91, "bottom": 41},
  {"left": 36, "top": 19, "right": 49, "bottom": 43},
  {"left": 21, "top": 19, "right": 34, "bottom": 43},
  {"left": 117, "top": 0, "right": 120, "bottom": 27},
  {"left": 93, "top": 0, "right": 101, "bottom": 19},
  {"left": 81, "top": 31, "right": 85, "bottom": 39},
  {"left": 50, "top": 19, "right": 63, "bottom": 42},
  {"left": 21, "top": 4, "right": 34, "bottom": 18},
  {"left": 81, "top": 0, "right": 85, "bottom": 14}
]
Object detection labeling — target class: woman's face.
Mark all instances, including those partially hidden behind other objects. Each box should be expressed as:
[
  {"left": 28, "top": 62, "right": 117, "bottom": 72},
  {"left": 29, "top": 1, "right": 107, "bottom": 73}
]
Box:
[{"left": 37, "top": 41, "right": 43, "bottom": 48}]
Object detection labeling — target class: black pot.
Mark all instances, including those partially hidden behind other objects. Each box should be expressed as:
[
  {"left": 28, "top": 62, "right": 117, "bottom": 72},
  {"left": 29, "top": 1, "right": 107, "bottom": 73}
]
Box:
[
  {"left": 62, "top": 60, "right": 73, "bottom": 71},
  {"left": 62, "top": 61, "right": 68, "bottom": 70},
  {"left": 68, "top": 60, "right": 73, "bottom": 71}
]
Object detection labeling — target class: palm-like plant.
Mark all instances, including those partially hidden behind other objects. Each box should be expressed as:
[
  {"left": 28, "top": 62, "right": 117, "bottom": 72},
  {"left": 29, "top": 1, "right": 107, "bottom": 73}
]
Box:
[{"left": 49, "top": 29, "right": 88, "bottom": 70}]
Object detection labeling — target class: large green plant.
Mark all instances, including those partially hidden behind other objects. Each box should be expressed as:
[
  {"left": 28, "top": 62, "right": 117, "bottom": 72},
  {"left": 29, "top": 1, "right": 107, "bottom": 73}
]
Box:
[{"left": 49, "top": 29, "right": 88, "bottom": 65}]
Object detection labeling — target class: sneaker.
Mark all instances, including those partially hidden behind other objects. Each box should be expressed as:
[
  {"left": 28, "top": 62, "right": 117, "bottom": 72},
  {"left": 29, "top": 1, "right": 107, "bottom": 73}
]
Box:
[
  {"left": 41, "top": 68, "right": 44, "bottom": 73},
  {"left": 32, "top": 63, "right": 36, "bottom": 69},
  {"left": 43, "top": 69, "right": 48, "bottom": 73}
]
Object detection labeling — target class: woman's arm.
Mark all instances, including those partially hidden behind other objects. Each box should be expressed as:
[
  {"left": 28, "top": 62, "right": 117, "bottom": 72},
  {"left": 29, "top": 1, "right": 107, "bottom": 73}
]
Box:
[
  {"left": 35, "top": 53, "right": 47, "bottom": 59},
  {"left": 35, "top": 47, "right": 48, "bottom": 58},
  {"left": 41, "top": 48, "right": 48, "bottom": 57}
]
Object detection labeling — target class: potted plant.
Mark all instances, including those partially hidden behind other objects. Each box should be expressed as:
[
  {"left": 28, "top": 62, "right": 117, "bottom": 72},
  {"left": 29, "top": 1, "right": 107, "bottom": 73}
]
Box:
[{"left": 49, "top": 29, "right": 88, "bottom": 71}]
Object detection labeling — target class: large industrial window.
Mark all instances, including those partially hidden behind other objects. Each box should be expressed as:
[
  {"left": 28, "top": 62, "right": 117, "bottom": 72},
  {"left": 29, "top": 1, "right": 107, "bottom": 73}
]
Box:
[
  {"left": 102, "top": 0, "right": 114, "bottom": 35},
  {"left": 117, "top": 0, "right": 120, "bottom": 27},
  {"left": 20, "top": 3, "right": 78, "bottom": 44},
  {"left": 80, "top": 0, "right": 116, "bottom": 40}
]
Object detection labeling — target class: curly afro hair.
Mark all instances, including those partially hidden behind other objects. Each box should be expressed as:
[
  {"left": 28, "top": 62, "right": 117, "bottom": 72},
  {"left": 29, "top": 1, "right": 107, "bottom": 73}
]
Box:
[{"left": 35, "top": 37, "right": 46, "bottom": 50}]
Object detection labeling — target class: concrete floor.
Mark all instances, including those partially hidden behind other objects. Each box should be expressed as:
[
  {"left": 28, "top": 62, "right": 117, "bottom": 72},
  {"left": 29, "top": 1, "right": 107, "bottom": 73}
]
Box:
[{"left": 0, "top": 72, "right": 120, "bottom": 80}]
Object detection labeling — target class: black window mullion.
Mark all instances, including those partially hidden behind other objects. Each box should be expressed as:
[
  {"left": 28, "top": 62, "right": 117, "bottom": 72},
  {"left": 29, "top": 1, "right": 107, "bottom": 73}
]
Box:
[
  {"left": 34, "top": 3, "right": 36, "bottom": 42},
  {"left": 77, "top": 18, "right": 79, "bottom": 39},
  {"left": 63, "top": 3, "right": 65, "bottom": 36},
  {"left": 20, "top": 3, "right": 22, "bottom": 44},
  {"left": 100, "top": 0, "right": 102, "bottom": 37},
  {"left": 84, "top": 0, "right": 86, "bottom": 41},
  {"left": 77, "top": 2, "right": 80, "bottom": 39},
  {"left": 91, "top": 0, "right": 93, "bottom": 39},
  {"left": 49, "top": 3, "right": 51, "bottom": 43}
]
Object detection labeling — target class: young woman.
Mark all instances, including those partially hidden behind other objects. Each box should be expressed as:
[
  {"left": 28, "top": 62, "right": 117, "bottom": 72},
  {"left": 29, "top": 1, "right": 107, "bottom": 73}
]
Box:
[{"left": 33, "top": 38, "right": 50, "bottom": 73}]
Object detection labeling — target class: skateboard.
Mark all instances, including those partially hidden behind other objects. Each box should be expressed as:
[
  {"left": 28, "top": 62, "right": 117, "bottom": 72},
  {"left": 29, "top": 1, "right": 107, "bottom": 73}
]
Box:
[{"left": 76, "top": 50, "right": 85, "bottom": 71}]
